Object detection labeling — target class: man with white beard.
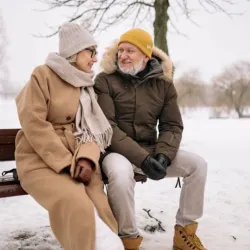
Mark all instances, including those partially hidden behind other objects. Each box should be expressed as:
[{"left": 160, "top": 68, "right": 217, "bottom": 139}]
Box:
[{"left": 94, "top": 28, "right": 208, "bottom": 250}]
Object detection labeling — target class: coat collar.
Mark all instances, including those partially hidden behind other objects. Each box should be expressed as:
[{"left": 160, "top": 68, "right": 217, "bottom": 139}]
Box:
[{"left": 100, "top": 41, "right": 174, "bottom": 82}]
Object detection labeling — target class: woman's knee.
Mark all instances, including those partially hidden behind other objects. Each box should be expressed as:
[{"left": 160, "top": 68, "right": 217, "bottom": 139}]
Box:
[{"left": 52, "top": 190, "right": 94, "bottom": 217}]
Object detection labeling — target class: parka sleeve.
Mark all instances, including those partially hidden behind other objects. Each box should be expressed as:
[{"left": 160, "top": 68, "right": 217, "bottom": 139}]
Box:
[
  {"left": 155, "top": 82, "right": 184, "bottom": 162},
  {"left": 15, "top": 66, "right": 73, "bottom": 173},
  {"left": 94, "top": 74, "right": 149, "bottom": 167}
]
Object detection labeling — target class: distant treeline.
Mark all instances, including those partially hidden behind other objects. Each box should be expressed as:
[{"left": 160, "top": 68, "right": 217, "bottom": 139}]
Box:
[{"left": 175, "top": 61, "right": 250, "bottom": 118}]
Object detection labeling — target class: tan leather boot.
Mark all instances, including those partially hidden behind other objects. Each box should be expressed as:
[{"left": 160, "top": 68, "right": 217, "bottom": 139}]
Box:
[
  {"left": 122, "top": 236, "right": 143, "bottom": 250},
  {"left": 173, "top": 223, "right": 207, "bottom": 250}
]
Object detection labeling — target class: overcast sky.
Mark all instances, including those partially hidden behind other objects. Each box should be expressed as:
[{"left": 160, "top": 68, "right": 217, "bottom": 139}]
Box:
[{"left": 1, "top": 0, "right": 250, "bottom": 86}]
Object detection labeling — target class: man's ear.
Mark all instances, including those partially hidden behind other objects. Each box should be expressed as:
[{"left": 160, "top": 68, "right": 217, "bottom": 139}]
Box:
[{"left": 144, "top": 56, "right": 150, "bottom": 63}]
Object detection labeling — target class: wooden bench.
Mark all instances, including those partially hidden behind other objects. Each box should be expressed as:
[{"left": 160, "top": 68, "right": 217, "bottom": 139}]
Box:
[{"left": 0, "top": 129, "right": 147, "bottom": 198}]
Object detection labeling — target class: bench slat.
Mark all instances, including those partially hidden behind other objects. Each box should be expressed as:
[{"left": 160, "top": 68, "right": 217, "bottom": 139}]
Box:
[
  {"left": 0, "top": 135, "right": 17, "bottom": 145},
  {"left": 0, "top": 129, "right": 20, "bottom": 140},
  {"left": 0, "top": 144, "right": 16, "bottom": 161},
  {"left": 0, "top": 183, "right": 28, "bottom": 198},
  {"left": 0, "top": 129, "right": 19, "bottom": 161}
]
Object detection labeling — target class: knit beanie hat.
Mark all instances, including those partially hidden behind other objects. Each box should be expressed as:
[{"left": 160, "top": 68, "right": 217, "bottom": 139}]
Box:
[
  {"left": 59, "top": 22, "right": 97, "bottom": 58},
  {"left": 118, "top": 28, "right": 153, "bottom": 58}
]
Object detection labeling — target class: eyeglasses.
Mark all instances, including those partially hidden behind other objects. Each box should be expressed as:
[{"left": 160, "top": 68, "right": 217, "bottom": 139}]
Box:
[{"left": 85, "top": 48, "right": 98, "bottom": 58}]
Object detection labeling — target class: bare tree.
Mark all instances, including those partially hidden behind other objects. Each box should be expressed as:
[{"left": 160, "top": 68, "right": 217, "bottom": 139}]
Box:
[
  {"left": 175, "top": 69, "right": 208, "bottom": 111},
  {"left": 39, "top": 0, "right": 246, "bottom": 55},
  {"left": 212, "top": 61, "right": 250, "bottom": 118},
  {"left": 0, "top": 10, "right": 9, "bottom": 98}
]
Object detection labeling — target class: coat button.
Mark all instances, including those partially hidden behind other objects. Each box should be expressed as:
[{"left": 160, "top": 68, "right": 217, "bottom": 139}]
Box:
[{"left": 66, "top": 116, "right": 71, "bottom": 121}]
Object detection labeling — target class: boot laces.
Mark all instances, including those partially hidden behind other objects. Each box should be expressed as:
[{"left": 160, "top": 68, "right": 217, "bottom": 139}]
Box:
[
  {"left": 180, "top": 231, "right": 204, "bottom": 249},
  {"left": 192, "top": 234, "right": 204, "bottom": 248}
]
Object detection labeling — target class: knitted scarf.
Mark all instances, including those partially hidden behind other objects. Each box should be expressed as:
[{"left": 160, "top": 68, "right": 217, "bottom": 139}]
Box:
[{"left": 45, "top": 52, "right": 113, "bottom": 153}]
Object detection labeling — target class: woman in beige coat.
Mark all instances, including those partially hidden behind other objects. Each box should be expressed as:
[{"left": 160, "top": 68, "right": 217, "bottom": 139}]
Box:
[{"left": 15, "top": 23, "right": 122, "bottom": 250}]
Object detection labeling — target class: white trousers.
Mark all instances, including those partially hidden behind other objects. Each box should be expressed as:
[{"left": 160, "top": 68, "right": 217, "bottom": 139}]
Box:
[{"left": 102, "top": 150, "right": 207, "bottom": 238}]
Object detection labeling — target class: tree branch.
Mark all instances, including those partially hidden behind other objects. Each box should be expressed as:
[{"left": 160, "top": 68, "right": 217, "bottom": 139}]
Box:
[{"left": 143, "top": 209, "right": 165, "bottom": 232}]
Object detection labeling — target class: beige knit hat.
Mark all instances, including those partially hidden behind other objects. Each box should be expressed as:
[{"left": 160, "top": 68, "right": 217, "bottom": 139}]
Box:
[{"left": 59, "top": 22, "right": 97, "bottom": 58}]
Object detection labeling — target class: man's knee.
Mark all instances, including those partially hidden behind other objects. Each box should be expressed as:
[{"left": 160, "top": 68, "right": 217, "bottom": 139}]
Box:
[
  {"left": 175, "top": 150, "right": 207, "bottom": 178},
  {"left": 188, "top": 152, "right": 207, "bottom": 178},
  {"left": 102, "top": 153, "right": 135, "bottom": 186}
]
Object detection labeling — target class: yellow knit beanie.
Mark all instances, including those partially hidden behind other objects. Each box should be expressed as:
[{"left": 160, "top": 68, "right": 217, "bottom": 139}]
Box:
[{"left": 118, "top": 28, "right": 153, "bottom": 58}]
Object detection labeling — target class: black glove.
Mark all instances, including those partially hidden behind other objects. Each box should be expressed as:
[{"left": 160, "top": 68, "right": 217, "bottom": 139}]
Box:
[
  {"left": 155, "top": 153, "right": 171, "bottom": 171},
  {"left": 141, "top": 155, "right": 166, "bottom": 180}
]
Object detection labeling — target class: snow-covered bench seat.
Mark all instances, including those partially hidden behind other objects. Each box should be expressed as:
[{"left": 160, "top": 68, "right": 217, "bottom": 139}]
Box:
[{"left": 0, "top": 129, "right": 147, "bottom": 198}]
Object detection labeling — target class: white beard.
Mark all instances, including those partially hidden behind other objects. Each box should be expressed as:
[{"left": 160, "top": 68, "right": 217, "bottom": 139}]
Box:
[{"left": 118, "top": 58, "right": 144, "bottom": 76}]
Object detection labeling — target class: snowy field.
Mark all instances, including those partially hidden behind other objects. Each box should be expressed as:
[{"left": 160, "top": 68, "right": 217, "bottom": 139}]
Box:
[{"left": 0, "top": 99, "right": 250, "bottom": 249}]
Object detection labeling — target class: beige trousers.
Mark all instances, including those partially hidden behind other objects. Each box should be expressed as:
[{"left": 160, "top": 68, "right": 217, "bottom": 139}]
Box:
[{"left": 102, "top": 150, "right": 207, "bottom": 238}]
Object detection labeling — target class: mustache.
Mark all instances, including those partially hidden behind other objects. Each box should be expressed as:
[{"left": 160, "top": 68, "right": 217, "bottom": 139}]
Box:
[{"left": 119, "top": 59, "right": 132, "bottom": 63}]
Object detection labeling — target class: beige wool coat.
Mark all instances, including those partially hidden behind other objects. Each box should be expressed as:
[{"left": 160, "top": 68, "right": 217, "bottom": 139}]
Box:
[{"left": 15, "top": 65, "right": 118, "bottom": 250}]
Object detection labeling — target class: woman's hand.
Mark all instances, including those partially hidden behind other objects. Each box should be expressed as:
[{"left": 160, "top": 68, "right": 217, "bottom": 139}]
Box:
[{"left": 74, "top": 158, "right": 94, "bottom": 185}]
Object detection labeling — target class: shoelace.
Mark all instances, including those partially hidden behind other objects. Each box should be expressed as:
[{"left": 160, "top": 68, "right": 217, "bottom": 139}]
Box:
[
  {"left": 180, "top": 231, "right": 204, "bottom": 250},
  {"left": 181, "top": 234, "right": 196, "bottom": 249},
  {"left": 192, "top": 234, "right": 204, "bottom": 249}
]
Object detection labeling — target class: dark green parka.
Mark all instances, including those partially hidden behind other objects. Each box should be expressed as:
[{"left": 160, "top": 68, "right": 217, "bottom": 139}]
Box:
[{"left": 94, "top": 44, "right": 183, "bottom": 167}]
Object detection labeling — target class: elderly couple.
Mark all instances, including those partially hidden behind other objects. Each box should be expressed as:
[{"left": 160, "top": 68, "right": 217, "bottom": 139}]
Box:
[{"left": 15, "top": 23, "right": 207, "bottom": 250}]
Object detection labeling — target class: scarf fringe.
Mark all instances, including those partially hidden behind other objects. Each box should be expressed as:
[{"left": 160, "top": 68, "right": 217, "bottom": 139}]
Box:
[{"left": 75, "top": 127, "right": 113, "bottom": 153}]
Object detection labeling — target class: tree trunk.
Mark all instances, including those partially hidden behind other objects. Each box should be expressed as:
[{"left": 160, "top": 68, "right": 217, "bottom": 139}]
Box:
[
  {"left": 235, "top": 107, "right": 244, "bottom": 118},
  {"left": 153, "top": 0, "right": 170, "bottom": 56}
]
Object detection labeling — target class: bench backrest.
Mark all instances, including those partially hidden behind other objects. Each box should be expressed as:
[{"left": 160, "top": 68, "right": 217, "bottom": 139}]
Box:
[
  {"left": 0, "top": 128, "right": 147, "bottom": 198},
  {"left": 0, "top": 129, "right": 19, "bottom": 161},
  {"left": 0, "top": 128, "right": 27, "bottom": 198}
]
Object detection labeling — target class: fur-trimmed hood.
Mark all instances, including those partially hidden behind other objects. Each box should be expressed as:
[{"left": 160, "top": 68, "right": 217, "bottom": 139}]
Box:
[{"left": 100, "top": 41, "right": 174, "bottom": 82}]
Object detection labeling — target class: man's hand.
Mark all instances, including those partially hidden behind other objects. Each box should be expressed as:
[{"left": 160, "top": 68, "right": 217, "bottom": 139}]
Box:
[
  {"left": 74, "top": 158, "right": 94, "bottom": 185},
  {"left": 140, "top": 156, "right": 166, "bottom": 180},
  {"left": 155, "top": 153, "right": 171, "bottom": 171}
]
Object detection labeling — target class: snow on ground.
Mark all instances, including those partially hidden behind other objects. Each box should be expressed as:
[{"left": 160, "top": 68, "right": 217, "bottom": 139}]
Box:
[{"left": 0, "top": 100, "right": 250, "bottom": 249}]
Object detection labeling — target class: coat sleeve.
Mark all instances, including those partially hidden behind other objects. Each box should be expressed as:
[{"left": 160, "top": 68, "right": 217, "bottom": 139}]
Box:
[
  {"left": 75, "top": 142, "right": 100, "bottom": 170},
  {"left": 94, "top": 74, "right": 149, "bottom": 167},
  {"left": 15, "top": 66, "right": 73, "bottom": 173},
  {"left": 69, "top": 141, "right": 101, "bottom": 177},
  {"left": 155, "top": 81, "right": 184, "bottom": 162}
]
